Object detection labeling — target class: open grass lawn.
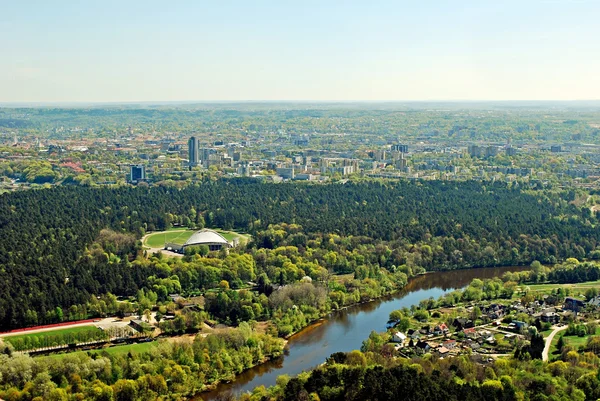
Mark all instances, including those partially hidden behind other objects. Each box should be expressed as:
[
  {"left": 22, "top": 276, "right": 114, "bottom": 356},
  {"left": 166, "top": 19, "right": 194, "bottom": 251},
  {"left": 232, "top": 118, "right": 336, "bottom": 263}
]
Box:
[
  {"left": 93, "top": 341, "right": 157, "bottom": 356},
  {"left": 549, "top": 326, "right": 600, "bottom": 356},
  {"left": 45, "top": 341, "right": 158, "bottom": 360},
  {"left": 217, "top": 230, "right": 238, "bottom": 241},
  {"left": 524, "top": 280, "right": 600, "bottom": 296},
  {"left": 144, "top": 230, "right": 195, "bottom": 248},
  {"left": 144, "top": 228, "right": 249, "bottom": 248}
]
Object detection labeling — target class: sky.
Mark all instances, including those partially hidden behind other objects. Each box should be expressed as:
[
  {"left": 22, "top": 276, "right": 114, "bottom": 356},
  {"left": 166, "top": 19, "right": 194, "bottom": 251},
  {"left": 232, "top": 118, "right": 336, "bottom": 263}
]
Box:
[{"left": 1, "top": 0, "right": 599, "bottom": 102}]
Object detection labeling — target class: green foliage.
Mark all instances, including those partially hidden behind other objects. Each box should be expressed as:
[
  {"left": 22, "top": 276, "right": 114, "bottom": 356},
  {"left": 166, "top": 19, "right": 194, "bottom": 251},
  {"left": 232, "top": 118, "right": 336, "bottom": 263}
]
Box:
[
  {"left": 0, "top": 325, "right": 284, "bottom": 400},
  {"left": 5, "top": 326, "right": 108, "bottom": 351},
  {"left": 0, "top": 179, "right": 598, "bottom": 331}
]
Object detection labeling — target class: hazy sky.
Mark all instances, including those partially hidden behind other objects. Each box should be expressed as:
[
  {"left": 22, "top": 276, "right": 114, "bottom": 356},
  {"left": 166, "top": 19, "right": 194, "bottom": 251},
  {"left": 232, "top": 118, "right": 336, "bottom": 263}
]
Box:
[{"left": 1, "top": 0, "right": 599, "bottom": 102}]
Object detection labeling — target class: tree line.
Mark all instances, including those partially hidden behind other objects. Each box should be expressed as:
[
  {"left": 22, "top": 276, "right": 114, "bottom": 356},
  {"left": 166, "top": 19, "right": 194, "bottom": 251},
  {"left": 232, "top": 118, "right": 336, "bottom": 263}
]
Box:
[{"left": 0, "top": 179, "right": 598, "bottom": 329}]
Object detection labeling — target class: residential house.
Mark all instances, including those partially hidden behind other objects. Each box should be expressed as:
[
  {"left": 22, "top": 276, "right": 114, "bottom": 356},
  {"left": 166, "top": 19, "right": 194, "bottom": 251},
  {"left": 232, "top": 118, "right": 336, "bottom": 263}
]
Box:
[
  {"left": 540, "top": 312, "right": 560, "bottom": 324},
  {"left": 415, "top": 340, "right": 431, "bottom": 353},
  {"left": 508, "top": 320, "right": 528, "bottom": 332},
  {"left": 392, "top": 332, "right": 407, "bottom": 343},
  {"left": 407, "top": 329, "right": 421, "bottom": 340},
  {"left": 588, "top": 296, "right": 600, "bottom": 308},
  {"left": 453, "top": 318, "right": 474, "bottom": 331},
  {"left": 564, "top": 297, "right": 585, "bottom": 312},
  {"left": 443, "top": 339, "right": 457, "bottom": 349},
  {"left": 434, "top": 323, "right": 449, "bottom": 335},
  {"left": 463, "top": 327, "right": 478, "bottom": 338}
]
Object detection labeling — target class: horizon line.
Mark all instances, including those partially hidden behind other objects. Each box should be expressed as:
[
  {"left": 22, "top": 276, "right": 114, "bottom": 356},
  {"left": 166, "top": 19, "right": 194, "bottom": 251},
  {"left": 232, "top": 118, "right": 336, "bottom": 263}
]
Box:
[{"left": 1, "top": 99, "right": 600, "bottom": 107}]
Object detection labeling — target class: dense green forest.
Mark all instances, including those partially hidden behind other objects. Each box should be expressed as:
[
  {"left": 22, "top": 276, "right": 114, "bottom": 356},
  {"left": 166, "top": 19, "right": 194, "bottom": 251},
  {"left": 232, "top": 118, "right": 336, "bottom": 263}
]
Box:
[
  {"left": 0, "top": 179, "right": 598, "bottom": 329},
  {"left": 259, "top": 352, "right": 597, "bottom": 401}
]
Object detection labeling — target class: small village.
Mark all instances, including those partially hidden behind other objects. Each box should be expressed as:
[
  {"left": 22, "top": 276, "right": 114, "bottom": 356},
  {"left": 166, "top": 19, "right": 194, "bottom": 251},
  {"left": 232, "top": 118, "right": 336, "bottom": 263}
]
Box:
[{"left": 386, "top": 291, "right": 600, "bottom": 361}]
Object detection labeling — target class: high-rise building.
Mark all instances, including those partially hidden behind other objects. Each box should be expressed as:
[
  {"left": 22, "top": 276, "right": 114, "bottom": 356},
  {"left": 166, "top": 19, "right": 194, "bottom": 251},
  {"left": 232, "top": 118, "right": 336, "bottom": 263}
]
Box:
[
  {"left": 188, "top": 136, "right": 199, "bottom": 167},
  {"left": 201, "top": 148, "right": 214, "bottom": 167},
  {"left": 130, "top": 164, "right": 146, "bottom": 182},
  {"left": 391, "top": 144, "right": 408, "bottom": 153}
]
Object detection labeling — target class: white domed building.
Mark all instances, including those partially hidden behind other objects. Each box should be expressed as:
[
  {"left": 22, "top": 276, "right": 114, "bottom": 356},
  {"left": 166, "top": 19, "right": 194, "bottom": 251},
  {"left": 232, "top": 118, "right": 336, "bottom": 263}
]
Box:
[{"left": 165, "top": 229, "right": 236, "bottom": 253}]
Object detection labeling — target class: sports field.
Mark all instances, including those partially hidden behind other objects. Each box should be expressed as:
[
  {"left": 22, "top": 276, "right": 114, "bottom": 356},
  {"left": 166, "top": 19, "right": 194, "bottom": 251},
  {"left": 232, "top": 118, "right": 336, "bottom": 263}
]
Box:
[
  {"left": 143, "top": 228, "right": 250, "bottom": 248},
  {"left": 144, "top": 228, "right": 195, "bottom": 248}
]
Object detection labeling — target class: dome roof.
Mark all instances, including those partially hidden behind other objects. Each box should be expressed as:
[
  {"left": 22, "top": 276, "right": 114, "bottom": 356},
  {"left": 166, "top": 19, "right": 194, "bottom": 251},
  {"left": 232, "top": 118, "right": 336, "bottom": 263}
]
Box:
[{"left": 184, "top": 229, "right": 230, "bottom": 247}]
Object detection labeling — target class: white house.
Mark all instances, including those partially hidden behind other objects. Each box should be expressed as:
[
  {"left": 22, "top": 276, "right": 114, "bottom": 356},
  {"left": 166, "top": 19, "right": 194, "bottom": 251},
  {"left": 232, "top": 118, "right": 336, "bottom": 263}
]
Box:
[{"left": 392, "top": 332, "right": 407, "bottom": 343}]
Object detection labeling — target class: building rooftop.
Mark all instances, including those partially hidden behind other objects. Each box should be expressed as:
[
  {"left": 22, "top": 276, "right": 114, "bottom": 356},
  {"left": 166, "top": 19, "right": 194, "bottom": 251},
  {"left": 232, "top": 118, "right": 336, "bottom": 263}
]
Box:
[{"left": 184, "top": 229, "right": 230, "bottom": 247}]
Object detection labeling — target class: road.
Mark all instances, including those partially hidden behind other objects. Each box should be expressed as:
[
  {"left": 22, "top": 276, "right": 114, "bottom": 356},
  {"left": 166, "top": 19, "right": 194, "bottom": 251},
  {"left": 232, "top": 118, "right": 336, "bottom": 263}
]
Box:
[{"left": 542, "top": 325, "right": 568, "bottom": 361}]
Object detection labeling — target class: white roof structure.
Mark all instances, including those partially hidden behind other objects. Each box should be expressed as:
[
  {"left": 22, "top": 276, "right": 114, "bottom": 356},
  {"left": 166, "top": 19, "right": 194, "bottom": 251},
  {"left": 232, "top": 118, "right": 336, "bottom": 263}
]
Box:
[{"left": 184, "top": 229, "right": 231, "bottom": 247}]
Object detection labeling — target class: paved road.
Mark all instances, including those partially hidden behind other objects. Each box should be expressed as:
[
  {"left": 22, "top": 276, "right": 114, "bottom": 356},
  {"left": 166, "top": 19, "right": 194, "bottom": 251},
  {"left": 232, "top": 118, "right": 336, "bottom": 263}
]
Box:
[{"left": 542, "top": 325, "right": 568, "bottom": 361}]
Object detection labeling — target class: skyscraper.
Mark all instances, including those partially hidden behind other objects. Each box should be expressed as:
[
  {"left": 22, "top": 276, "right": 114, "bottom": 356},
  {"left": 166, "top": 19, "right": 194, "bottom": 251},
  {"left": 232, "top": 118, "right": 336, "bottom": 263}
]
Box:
[
  {"left": 129, "top": 164, "right": 146, "bottom": 182},
  {"left": 188, "top": 136, "right": 199, "bottom": 167}
]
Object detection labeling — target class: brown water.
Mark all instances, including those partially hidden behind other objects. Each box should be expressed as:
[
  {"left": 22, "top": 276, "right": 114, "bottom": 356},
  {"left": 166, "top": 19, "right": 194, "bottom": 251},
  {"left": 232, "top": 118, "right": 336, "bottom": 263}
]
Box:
[{"left": 199, "top": 265, "right": 527, "bottom": 400}]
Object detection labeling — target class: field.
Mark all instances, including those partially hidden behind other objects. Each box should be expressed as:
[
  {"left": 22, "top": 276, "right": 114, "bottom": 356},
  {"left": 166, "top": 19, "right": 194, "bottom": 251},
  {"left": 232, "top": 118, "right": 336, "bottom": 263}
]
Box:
[
  {"left": 143, "top": 227, "right": 250, "bottom": 248},
  {"left": 47, "top": 340, "right": 158, "bottom": 359},
  {"left": 5, "top": 326, "right": 106, "bottom": 351},
  {"left": 144, "top": 228, "right": 195, "bottom": 247},
  {"left": 549, "top": 326, "right": 600, "bottom": 356},
  {"left": 522, "top": 280, "right": 600, "bottom": 296}
]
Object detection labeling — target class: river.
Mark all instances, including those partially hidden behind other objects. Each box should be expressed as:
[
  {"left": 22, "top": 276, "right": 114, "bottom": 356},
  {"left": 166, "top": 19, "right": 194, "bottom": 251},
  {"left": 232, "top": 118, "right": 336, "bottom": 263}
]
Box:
[{"left": 199, "top": 265, "right": 527, "bottom": 400}]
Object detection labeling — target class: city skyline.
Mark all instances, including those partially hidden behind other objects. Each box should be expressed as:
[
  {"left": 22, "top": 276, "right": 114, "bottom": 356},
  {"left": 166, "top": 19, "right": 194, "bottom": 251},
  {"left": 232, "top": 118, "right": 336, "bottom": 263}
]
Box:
[{"left": 2, "top": 0, "right": 600, "bottom": 102}]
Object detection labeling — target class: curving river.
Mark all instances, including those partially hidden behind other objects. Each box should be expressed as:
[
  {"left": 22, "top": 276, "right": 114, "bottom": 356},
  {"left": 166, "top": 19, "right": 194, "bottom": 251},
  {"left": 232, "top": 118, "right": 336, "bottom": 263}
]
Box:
[{"left": 199, "top": 265, "right": 527, "bottom": 400}]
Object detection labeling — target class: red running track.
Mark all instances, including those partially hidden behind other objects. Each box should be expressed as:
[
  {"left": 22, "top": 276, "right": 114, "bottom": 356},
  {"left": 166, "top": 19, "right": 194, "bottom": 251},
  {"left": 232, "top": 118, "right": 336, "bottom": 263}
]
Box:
[{"left": 0, "top": 319, "right": 98, "bottom": 335}]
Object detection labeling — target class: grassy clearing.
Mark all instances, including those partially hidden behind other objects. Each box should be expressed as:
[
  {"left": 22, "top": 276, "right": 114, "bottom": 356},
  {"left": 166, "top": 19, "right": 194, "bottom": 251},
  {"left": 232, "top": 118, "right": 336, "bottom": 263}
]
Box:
[
  {"left": 144, "top": 228, "right": 250, "bottom": 248},
  {"left": 549, "top": 326, "right": 600, "bottom": 356},
  {"left": 144, "top": 230, "right": 195, "bottom": 248},
  {"left": 333, "top": 273, "right": 355, "bottom": 283},
  {"left": 216, "top": 230, "right": 238, "bottom": 242},
  {"left": 523, "top": 280, "right": 600, "bottom": 296},
  {"left": 93, "top": 341, "right": 157, "bottom": 356},
  {"left": 45, "top": 341, "right": 158, "bottom": 359}
]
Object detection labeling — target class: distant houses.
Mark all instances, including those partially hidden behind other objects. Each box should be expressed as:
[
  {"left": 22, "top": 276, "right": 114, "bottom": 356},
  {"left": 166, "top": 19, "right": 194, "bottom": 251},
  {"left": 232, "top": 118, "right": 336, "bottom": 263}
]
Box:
[{"left": 564, "top": 297, "right": 586, "bottom": 312}]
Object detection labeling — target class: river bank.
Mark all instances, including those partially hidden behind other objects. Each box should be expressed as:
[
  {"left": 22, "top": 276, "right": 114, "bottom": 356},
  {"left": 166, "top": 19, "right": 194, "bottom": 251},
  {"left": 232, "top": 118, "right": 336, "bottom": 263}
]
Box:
[{"left": 198, "top": 265, "right": 529, "bottom": 400}]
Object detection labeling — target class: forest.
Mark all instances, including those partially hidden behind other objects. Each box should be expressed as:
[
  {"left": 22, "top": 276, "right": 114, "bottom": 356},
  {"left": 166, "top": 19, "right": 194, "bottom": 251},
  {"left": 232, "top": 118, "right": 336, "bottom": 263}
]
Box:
[
  {"left": 0, "top": 179, "right": 598, "bottom": 329},
  {"left": 0, "top": 323, "right": 284, "bottom": 401}
]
